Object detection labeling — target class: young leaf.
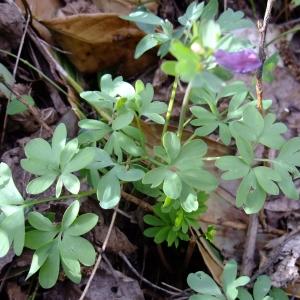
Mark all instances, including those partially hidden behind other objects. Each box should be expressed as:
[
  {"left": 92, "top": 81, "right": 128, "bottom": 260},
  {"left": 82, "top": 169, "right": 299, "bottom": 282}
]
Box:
[
  {"left": 187, "top": 271, "right": 223, "bottom": 296},
  {"left": 135, "top": 34, "right": 158, "bottom": 58},
  {"left": 52, "top": 123, "right": 67, "bottom": 163},
  {"left": 26, "top": 242, "right": 52, "bottom": 279},
  {"left": 253, "top": 275, "right": 272, "bottom": 300},
  {"left": 7, "top": 95, "right": 35, "bottom": 115},
  {"left": 39, "top": 240, "right": 60, "bottom": 289},
  {"left": 26, "top": 173, "right": 57, "bottom": 195},
  {"left": 28, "top": 212, "right": 56, "bottom": 232},
  {"left": 61, "top": 256, "right": 82, "bottom": 284},
  {"left": 217, "top": 9, "right": 253, "bottom": 32},
  {"left": 61, "top": 173, "right": 80, "bottom": 195},
  {"left": 65, "top": 213, "right": 98, "bottom": 236},
  {"left": 61, "top": 201, "right": 80, "bottom": 230},
  {"left": 97, "top": 171, "right": 121, "bottom": 209}
]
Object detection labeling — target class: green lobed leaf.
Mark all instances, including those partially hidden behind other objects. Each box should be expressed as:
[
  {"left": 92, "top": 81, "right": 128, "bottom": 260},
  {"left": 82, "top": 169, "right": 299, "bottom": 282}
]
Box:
[
  {"left": 253, "top": 166, "right": 281, "bottom": 195},
  {"left": 163, "top": 132, "right": 181, "bottom": 162},
  {"left": 216, "top": 156, "right": 250, "bottom": 180},
  {"left": 60, "top": 235, "right": 96, "bottom": 266},
  {"left": 217, "top": 9, "right": 253, "bottom": 32},
  {"left": 6, "top": 95, "right": 35, "bottom": 115}
]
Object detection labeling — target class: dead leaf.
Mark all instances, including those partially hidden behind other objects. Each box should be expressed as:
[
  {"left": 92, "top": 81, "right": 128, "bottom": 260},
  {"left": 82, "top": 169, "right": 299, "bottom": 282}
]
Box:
[
  {"left": 0, "top": 3, "right": 24, "bottom": 53},
  {"left": 94, "top": 225, "right": 137, "bottom": 254},
  {"left": 16, "top": 0, "right": 158, "bottom": 77},
  {"left": 41, "top": 14, "right": 157, "bottom": 76}
]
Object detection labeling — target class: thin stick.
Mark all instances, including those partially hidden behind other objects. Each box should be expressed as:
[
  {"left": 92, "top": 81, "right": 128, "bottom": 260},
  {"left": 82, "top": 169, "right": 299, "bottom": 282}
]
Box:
[
  {"left": 118, "top": 251, "right": 178, "bottom": 296},
  {"left": 256, "top": 0, "right": 275, "bottom": 114},
  {"left": 241, "top": 214, "right": 259, "bottom": 276},
  {"left": 242, "top": 0, "right": 275, "bottom": 276},
  {"left": 79, "top": 207, "right": 118, "bottom": 300},
  {"left": 1, "top": 12, "right": 30, "bottom": 146}
]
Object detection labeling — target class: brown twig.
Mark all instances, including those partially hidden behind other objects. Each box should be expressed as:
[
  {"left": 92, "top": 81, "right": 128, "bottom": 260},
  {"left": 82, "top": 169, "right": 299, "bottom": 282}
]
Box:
[
  {"left": 79, "top": 207, "right": 118, "bottom": 300},
  {"left": 241, "top": 214, "right": 259, "bottom": 276},
  {"left": 242, "top": 0, "right": 275, "bottom": 277},
  {"left": 118, "top": 251, "right": 179, "bottom": 296},
  {"left": 121, "top": 191, "right": 153, "bottom": 212},
  {"left": 199, "top": 216, "right": 247, "bottom": 231}
]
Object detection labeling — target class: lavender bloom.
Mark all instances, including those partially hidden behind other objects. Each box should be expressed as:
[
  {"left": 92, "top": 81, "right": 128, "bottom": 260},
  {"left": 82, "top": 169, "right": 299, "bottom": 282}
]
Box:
[{"left": 214, "top": 49, "right": 261, "bottom": 73}]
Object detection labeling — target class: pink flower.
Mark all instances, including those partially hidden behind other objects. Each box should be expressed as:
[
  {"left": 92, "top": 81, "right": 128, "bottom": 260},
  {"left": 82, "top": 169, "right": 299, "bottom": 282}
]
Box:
[{"left": 214, "top": 49, "right": 261, "bottom": 73}]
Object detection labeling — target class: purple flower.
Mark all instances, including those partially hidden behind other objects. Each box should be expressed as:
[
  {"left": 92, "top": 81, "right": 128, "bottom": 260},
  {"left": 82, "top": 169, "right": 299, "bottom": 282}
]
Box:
[{"left": 214, "top": 49, "right": 261, "bottom": 73}]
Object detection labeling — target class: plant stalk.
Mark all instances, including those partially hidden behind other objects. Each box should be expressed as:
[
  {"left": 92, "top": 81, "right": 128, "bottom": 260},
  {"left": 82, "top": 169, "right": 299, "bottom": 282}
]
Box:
[
  {"left": 162, "top": 77, "right": 178, "bottom": 138},
  {"left": 22, "top": 189, "right": 96, "bottom": 207},
  {"left": 177, "top": 82, "right": 192, "bottom": 140}
]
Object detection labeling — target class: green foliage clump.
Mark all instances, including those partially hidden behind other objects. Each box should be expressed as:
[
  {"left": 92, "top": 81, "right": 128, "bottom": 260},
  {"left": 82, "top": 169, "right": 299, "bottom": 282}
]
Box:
[
  {"left": 0, "top": 0, "right": 294, "bottom": 295},
  {"left": 187, "top": 260, "right": 288, "bottom": 300}
]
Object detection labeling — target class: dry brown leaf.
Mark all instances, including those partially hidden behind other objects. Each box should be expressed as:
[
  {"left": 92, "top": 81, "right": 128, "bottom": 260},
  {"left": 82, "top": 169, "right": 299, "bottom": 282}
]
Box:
[
  {"left": 41, "top": 14, "right": 157, "bottom": 76},
  {"left": 16, "top": 0, "right": 60, "bottom": 20},
  {"left": 94, "top": 225, "right": 137, "bottom": 254},
  {"left": 16, "top": 0, "right": 158, "bottom": 76}
]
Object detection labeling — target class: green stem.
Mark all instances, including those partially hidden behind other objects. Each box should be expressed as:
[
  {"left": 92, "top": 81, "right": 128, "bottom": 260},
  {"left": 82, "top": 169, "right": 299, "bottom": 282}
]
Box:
[
  {"left": 185, "top": 132, "right": 197, "bottom": 144},
  {"left": 177, "top": 82, "right": 193, "bottom": 140},
  {"left": 202, "top": 156, "right": 221, "bottom": 161},
  {"left": 0, "top": 49, "right": 69, "bottom": 97},
  {"left": 183, "top": 116, "right": 193, "bottom": 128},
  {"left": 22, "top": 189, "right": 96, "bottom": 208},
  {"left": 162, "top": 77, "right": 178, "bottom": 138},
  {"left": 147, "top": 157, "right": 166, "bottom": 167},
  {"left": 135, "top": 114, "right": 146, "bottom": 149}
]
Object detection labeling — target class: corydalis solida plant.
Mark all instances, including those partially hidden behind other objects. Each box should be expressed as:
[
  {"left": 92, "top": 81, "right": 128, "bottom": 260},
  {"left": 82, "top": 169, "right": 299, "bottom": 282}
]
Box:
[{"left": 0, "top": 0, "right": 293, "bottom": 294}]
